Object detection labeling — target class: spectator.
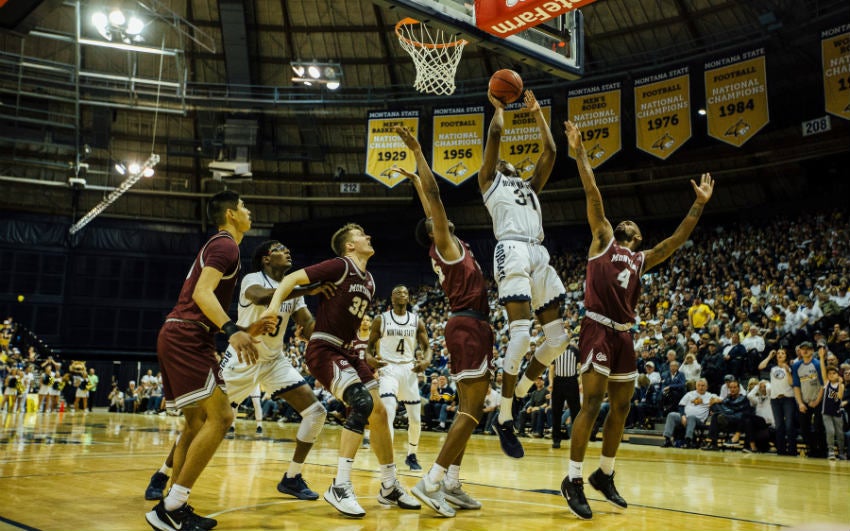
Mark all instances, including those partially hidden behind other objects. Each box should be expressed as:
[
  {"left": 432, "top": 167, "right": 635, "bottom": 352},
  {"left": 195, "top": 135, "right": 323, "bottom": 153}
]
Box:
[
  {"left": 662, "top": 378, "right": 721, "bottom": 448},
  {"left": 792, "top": 342, "right": 826, "bottom": 458},
  {"left": 702, "top": 379, "right": 753, "bottom": 451}
]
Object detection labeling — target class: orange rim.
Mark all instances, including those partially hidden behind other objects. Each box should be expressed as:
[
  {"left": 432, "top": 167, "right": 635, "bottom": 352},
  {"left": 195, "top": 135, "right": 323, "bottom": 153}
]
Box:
[{"left": 395, "top": 17, "right": 468, "bottom": 50}]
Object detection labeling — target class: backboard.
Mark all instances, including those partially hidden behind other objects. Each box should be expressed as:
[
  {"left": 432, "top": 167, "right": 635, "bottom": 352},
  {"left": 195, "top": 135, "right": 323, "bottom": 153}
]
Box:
[{"left": 376, "top": 0, "right": 584, "bottom": 79}]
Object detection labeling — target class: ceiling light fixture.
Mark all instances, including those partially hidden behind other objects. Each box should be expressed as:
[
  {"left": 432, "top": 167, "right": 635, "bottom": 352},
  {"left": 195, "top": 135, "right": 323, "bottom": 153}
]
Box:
[
  {"left": 91, "top": 7, "right": 146, "bottom": 44},
  {"left": 291, "top": 61, "right": 343, "bottom": 90}
]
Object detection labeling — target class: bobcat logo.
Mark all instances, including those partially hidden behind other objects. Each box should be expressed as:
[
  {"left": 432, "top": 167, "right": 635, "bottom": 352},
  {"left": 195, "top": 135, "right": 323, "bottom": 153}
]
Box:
[
  {"left": 724, "top": 119, "right": 751, "bottom": 137},
  {"left": 594, "top": 351, "right": 608, "bottom": 363},
  {"left": 652, "top": 133, "right": 675, "bottom": 150},
  {"left": 446, "top": 161, "right": 468, "bottom": 177},
  {"left": 587, "top": 144, "right": 605, "bottom": 160},
  {"left": 380, "top": 167, "right": 400, "bottom": 179}
]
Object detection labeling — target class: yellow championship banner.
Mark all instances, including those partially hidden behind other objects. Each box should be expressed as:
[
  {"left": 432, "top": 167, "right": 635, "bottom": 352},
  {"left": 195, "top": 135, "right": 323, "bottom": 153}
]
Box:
[
  {"left": 432, "top": 106, "right": 484, "bottom": 185},
  {"left": 704, "top": 49, "right": 769, "bottom": 147},
  {"left": 499, "top": 98, "right": 552, "bottom": 179},
  {"left": 567, "top": 83, "right": 622, "bottom": 167},
  {"left": 822, "top": 24, "right": 850, "bottom": 121},
  {"left": 365, "top": 110, "right": 419, "bottom": 188},
  {"left": 634, "top": 67, "right": 691, "bottom": 159}
]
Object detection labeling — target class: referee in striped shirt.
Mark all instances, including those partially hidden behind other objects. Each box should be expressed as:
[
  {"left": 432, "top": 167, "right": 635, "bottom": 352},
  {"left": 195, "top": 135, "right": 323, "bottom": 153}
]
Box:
[{"left": 549, "top": 337, "right": 581, "bottom": 449}]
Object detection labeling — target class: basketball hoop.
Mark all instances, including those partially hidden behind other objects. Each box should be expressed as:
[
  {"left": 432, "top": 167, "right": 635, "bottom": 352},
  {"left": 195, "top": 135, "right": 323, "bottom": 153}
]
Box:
[{"left": 395, "top": 17, "right": 467, "bottom": 96}]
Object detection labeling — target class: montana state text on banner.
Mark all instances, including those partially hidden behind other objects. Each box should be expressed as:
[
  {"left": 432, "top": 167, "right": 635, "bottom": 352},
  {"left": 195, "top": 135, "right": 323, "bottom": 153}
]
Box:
[
  {"left": 432, "top": 106, "right": 484, "bottom": 185},
  {"left": 821, "top": 23, "right": 850, "bottom": 121},
  {"left": 366, "top": 110, "right": 419, "bottom": 188},
  {"left": 704, "top": 49, "right": 769, "bottom": 147},
  {"left": 567, "top": 82, "right": 622, "bottom": 167},
  {"left": 499, "top": 99, "right": 552, "bottom": 179},
  {"left": 634, "top": 67, "right": 691, "bottom": 160}
]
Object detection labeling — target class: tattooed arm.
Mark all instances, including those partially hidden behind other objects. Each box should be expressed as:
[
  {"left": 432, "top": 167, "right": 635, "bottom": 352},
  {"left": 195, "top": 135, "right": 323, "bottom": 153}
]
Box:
[{"left": 642, "top": 173, "right": 715, "bottom": 272}]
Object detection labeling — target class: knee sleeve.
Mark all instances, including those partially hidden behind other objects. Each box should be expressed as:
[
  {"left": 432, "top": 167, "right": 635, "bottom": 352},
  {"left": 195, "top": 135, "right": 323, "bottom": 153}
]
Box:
[
  {"left": 296, "top": 401, "right": 326, "bottom": 443},
  {"left": 534, "top": 320, "right": 568, "bottom": 366},
  {"left": 504, "top": 319, "right": 532, "bottom": 376},
  {"left": 343, "top": 383, "right": 373, "bottom": 434}
]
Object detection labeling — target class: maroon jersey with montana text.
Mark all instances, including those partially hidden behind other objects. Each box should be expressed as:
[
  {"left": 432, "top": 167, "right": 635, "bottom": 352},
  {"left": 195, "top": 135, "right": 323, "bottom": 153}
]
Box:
[
  {"left": 584, "top": 238, "right": 645, "bottom": 324},
  {"left": 303, "top": 256, "right": 375, "bottom": 344},
  {"left": 166, "top": 231, "right": 240, "bottom": 332},
  {"left": 429, "top": 238, "right": 488, "bottom": 315}
]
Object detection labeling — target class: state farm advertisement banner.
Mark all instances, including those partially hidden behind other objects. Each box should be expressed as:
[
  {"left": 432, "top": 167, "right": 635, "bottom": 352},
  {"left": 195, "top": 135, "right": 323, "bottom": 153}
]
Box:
[{"left": 475, "top": 0, "right": 598, "bottom": 37}]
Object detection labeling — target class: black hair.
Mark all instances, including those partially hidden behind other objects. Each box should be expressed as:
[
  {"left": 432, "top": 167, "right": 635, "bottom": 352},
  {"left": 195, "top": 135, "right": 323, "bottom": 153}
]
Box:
[
  {"left": 252, "top": 240, "right": 282, "bottom": 272},
  {"left": 206, "top": 190, "right": 240, "bottom": 226}
]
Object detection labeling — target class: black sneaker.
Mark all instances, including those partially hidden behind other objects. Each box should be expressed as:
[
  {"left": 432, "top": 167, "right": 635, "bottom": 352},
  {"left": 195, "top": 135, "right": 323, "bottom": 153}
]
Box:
[
  {"left": 277, "top": 473, "right": 319, "bottom": 500},
  {"left": 405, "top": 453, "right": 423, "bottom": 471},
  {"left": 588, "top": 468, "right": 627, "bottom": 509},
  {"left": 495, "top": 420, "right": 524, "bottom": 459},
  {"left": 256, "top": 425, "right": 263, "bottom": 435},
  {"left": 145, "top": 471, "right": 169, "bottom": 500},
  {"left": 145, "top": 501, "right": 218, "bottom": 531},
  {"left": 560, "top": 476, "right": 592, "bottom": 520}
]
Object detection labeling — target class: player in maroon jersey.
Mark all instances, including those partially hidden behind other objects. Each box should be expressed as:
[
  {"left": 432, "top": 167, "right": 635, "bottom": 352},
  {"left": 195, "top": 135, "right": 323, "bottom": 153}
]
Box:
[
  {"left": 264, "top": 223, "right": 420, "bottom": 518},
  {"left": 146, "top": 190, "right": 275, "bottom": 531},
  {"left": 560, "top": 121, "right": 714, "bottom": 520},
  {"left": 394, "top": 125, "right": 494, "bottom": 517}
]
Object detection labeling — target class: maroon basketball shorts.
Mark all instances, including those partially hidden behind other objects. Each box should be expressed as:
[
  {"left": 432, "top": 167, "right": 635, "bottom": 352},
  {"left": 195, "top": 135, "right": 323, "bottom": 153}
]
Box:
[
  {"left": 305, "top": 340, "right": 377, "bottom": 400},
  {"left": 157, "top": 320, "right": 225, "bottom": 410},
  {"left": 445, "top": 315, "right": 494, "bottom": 382},
  {"left": 578, "top": 318, "right": 637, "bottom": 382}
]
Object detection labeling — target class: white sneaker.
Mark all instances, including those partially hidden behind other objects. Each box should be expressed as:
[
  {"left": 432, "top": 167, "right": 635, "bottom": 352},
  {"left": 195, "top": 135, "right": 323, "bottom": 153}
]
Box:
[
  {"left": 377, "top": 479, "right": 421, "bottom": 510},
  {"left": 412, "top": 477, "right": 455, "bottom": 517},
  {"left": 324, "top": 480, "right": 366, "bottom": 518},
  {"left": 442, "top": 481, "right": 482, "bottom": 510}
]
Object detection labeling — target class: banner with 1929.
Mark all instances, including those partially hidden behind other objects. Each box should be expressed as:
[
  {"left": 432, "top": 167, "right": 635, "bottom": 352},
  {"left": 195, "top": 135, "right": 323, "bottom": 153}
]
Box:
[{"left": 365, "top": 110, "right": 420, "bottom": 188}]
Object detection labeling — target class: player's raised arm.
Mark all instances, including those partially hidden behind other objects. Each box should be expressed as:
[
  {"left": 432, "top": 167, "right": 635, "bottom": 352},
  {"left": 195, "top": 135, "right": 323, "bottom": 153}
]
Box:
[
  {"left": 643, "top": 173, "right": 714, "bottom": 272},
  {"left": 393, "top": 126, "right": 461, "bottom": 261},
  {"left": 263, "top": 268, "right": 311, "bottom": 319},
  {"left": 479, "top": 90, "right": 505, "bottom": 194},
  {"left": 525, "top": 90, "right": 556, "bottom": 194},
  {"left": 565, "top": 120, "right": 612, "bottom": 247}
]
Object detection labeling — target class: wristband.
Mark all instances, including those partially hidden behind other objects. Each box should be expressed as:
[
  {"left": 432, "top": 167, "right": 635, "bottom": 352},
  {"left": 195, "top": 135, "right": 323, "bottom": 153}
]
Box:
[{"left": 221, "top": 321, "right": 240, "bottom": 339}]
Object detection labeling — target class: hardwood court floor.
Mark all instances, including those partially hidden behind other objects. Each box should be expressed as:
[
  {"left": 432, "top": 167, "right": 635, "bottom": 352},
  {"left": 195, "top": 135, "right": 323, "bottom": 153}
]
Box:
[{"left": 0, "top": 410, "right": 846, "bottom": 531}]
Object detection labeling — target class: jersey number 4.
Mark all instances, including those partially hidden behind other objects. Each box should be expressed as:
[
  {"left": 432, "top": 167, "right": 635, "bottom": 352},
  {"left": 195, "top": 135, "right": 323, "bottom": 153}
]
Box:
[{"left": 616, "top": 268, "right": 631, "bottom": 289}]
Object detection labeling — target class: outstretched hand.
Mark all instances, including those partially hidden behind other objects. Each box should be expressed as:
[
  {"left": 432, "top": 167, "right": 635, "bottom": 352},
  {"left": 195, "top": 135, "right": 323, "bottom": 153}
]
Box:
[
  {"left": 523, "top": 89, "right": 539, "bottom": 113},
  {"left": 394, "top": 125, "right": 420, "bottom": 151},
  {"left": 690, "top": 172, "right": 715, "bottom": 205},
  {"left": 392, "top": 164, "right": 417, "bottom": 181},
  {"left": 564, "top": 120, "right": 582, "bottom": 151},
  {"left": 487, "top": 89, "right": 505, "bottom": 110}
]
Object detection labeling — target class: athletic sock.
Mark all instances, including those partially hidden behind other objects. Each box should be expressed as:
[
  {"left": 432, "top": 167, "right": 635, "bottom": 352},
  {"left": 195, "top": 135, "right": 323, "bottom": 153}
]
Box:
[
  {"left": 568, "top": 460, "right": 583, "bottom": 481},
  {"left": 498, "top": 397, "right": 514, "bottom": 424},
  {"left": 336, "top": 457, "right": 354, "bottom": 484},
  {"left": 287, "top": 461, "right": 303, "bottom": 478},
  {"left": 380, "top": 463, "right": 397, "bottom": 489},
  {"left": 445, "top": 464, "right": 461, "bottom": 488},
  {"left": 163, "top": 484, "right": 190, "bottom": 511},
  {"left": 426, "top": 463, "right": 447, "bottom": 486}
]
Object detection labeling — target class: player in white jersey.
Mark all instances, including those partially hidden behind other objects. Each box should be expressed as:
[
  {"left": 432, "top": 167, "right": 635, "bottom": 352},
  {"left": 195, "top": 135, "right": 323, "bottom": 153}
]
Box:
[
  {"left": 368, "top": 285, "right": 432, "bottom": 471},
  {"left": 479, "top": 89, "right": 567, "bottom": 459},
  {"left": 144, "top": 241, "right": 331, "bottom": 503}
]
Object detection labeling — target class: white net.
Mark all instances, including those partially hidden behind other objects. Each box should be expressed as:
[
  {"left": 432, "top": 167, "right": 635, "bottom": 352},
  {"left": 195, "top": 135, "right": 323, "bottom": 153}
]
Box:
[{"left": 396, "top": 18, "right": 467, "bottom": 96}]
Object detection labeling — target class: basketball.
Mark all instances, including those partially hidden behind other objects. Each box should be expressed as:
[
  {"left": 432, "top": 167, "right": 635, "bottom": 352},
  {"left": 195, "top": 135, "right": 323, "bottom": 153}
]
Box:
[{"left": 489, "top": 69, "right": 523, "bottom": 104}]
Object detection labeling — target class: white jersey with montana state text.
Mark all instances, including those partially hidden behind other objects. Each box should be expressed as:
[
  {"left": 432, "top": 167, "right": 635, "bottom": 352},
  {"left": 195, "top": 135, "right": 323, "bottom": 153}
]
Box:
[
  {"left": 234, "top": 271, "right": 306, "bottom": 363},
  {"left": 483, "top": 170, "right": 544, "bottom": 243},
  {"left": 378, "top": 310, "right": 419, "bottom": 364}
]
